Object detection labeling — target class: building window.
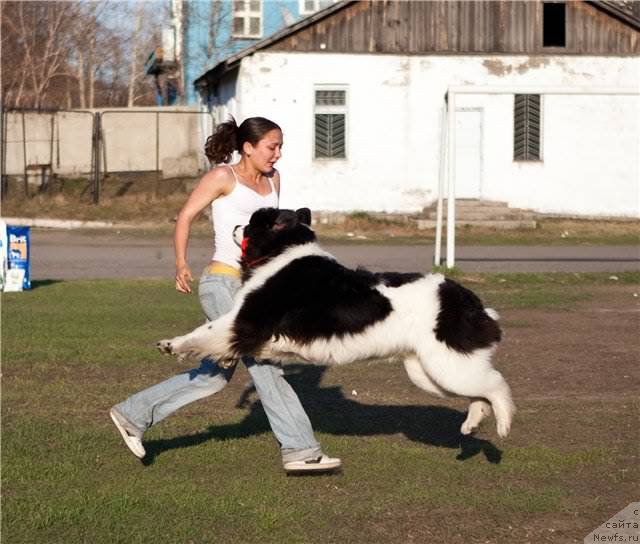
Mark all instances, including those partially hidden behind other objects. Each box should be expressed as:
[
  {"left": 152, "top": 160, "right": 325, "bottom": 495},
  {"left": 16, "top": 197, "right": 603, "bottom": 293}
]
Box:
[
  {"left": 233, "top": 0, "right": 262, "bottom": 39},
  {"left": 300, "top": 0, "right": 339, "bottom": 16},
  {"left": 543, "top": 2, "right": 566, "bottom": 47},
  {"left": 314, "top": 88, "right": 347, "bottom": 159},
  {"left": 514, "top": 94, "right": 541, "bottom": 161}
]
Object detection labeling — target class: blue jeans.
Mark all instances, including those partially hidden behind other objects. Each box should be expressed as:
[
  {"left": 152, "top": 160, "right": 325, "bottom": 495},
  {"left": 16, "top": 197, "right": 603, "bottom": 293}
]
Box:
[{"left": 114, "top": 271, "right": 322, "bottom": 463}]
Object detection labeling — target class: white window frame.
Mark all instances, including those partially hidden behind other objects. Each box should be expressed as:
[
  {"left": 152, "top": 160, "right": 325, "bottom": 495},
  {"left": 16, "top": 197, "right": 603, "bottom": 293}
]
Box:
[
  {"left": 313, "top": 85, "right": 348, "bottom": 161},
  {"left": 299, "top": 0, "right": 339, "bottom": 16},
  {"left": 232, "top": 0, "right": 263, "bottom": 39}
]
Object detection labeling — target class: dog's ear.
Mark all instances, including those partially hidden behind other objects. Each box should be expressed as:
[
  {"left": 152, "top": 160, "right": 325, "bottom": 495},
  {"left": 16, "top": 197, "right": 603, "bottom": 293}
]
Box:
[
  {"left": 273, "top": 209, "right": 297, "bottom": 231},
  {"left": 250, "top": 207, "right": 280, "bottom": 229},
  {"left": 296, "top": 208, "right": 312, "bottom": 226}
]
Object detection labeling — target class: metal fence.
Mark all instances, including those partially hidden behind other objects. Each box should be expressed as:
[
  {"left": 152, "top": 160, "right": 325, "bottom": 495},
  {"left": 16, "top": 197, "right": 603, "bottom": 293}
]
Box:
[{"left": 0, "top": 107, "right": 215, "bottom": 203}]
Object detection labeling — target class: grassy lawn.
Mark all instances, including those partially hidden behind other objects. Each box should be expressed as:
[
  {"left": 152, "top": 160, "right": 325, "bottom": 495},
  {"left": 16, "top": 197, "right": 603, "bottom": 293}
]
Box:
[{"left": 2, "top": 274, "right": 638, "bottom": 543}]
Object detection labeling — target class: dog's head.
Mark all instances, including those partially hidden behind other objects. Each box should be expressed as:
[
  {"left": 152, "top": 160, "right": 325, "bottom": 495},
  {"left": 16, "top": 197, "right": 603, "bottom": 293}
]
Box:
[{"left": 234, "top": 207, "right": 315, "bottom": 274}]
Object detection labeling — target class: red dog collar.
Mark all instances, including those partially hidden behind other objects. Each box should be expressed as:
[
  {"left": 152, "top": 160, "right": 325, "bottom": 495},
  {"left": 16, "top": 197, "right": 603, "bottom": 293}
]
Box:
[
  {"left": 241, "top": 237, "right": 269, "bottom": 269},
  {"left": 241, "top": 237, "right": 250, "bottom": 256}
]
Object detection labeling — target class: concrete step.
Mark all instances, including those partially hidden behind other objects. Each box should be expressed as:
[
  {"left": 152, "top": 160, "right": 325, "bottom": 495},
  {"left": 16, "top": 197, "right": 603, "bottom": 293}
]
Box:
[
  {"left": 420, "top": 199, "right": 538, "bottom": 226},
  {"left": 423, "top": 210, "right": 537, "bottom": 221},
  {"left": 417, "top": 200, "right": 538, "bottom": 229},
  {"left": 415, "top": 218, "right": 538, "bottom": 230},
  {"left": 444, "top": 199, "right": 510, "bottom": 208},
  {"left": 423, "top": 199, "right": 511, "bottom": 210}
]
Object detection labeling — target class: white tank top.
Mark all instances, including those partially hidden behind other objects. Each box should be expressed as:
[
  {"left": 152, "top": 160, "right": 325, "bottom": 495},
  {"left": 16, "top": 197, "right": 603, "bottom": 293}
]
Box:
[{"left": 211, "top": 165, "right": 279, "bottom": 268}]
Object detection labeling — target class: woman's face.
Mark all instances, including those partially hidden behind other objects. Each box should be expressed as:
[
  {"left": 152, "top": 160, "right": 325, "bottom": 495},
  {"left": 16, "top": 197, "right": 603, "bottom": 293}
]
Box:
[{"left": 245, "top": 129, "right": 283, "bottom": 173}]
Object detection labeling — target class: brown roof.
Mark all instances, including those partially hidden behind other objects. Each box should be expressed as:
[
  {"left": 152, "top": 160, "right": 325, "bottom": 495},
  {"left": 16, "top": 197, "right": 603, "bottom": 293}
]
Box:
[
  {"left": 590, "top": 0, "right": 640, "bottom": 30},
  {"left": 195, "top": 0, "right": 640, "bottom": 90}
]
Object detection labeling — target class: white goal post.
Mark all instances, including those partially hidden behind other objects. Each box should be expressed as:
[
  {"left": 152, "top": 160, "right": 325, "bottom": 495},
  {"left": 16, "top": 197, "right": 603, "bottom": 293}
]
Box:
[{"left": 434, "top": 85, "right": 640, "bottom": 269}]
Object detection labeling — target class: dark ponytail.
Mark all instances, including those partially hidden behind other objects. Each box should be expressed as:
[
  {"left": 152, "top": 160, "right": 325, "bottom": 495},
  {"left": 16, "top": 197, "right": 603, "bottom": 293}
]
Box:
[
  {"left": 204, "top": 117, "right": 238, "bottom": 164},
  {"left": 204, "top": 116, "right": 281, "bottom": 165}
]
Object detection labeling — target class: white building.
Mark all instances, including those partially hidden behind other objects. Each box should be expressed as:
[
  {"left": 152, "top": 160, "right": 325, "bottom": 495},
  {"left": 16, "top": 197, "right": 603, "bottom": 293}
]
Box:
[{"left": 195, "top": 0, "right": 640, "bottom": 218}]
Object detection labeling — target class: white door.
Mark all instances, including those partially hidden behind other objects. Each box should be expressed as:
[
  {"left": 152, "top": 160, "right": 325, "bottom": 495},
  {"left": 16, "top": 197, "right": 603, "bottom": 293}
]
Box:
[{"left": 454, "top": 109, "right": 483, "bottom": 198}]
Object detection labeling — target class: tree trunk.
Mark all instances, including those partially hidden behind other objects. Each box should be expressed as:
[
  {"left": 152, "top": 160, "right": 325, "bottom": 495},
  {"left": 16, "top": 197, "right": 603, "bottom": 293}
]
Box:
[
  {"left": 127, "top": 3, "right": 145, "bottom": 107},
  {"left": 87, "top": 3, "right": 97, "bottom": 108},
  {"left": 77, "top": 49, "right": 86, "bottom": 108}
]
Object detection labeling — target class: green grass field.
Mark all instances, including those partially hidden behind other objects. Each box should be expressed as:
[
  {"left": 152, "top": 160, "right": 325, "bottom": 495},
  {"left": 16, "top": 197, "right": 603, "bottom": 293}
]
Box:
[{"left": 2, "top": 274, "right": 638, "bottom": 543}]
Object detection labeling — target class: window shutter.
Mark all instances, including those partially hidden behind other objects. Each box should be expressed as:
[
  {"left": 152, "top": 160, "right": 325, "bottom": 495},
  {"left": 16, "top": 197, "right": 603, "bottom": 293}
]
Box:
[
  {"left": 514, "top": 94, "right": 541, "bottom": 161},
  {"left": 315, "top": 114, "right": 345, "bottom": 158},
  {"left": 314, "top": 88, "right": 347, "bottom": 159},
  {"left": 330, "top": 114, "right": 346, "bottom": 157},
  {"left": 315, "top": 90, "right": 346, "bottom": 107}
]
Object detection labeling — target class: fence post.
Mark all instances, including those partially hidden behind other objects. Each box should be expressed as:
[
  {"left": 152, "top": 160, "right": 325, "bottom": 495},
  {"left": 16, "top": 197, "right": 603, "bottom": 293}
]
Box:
[
  {"left": 92, "top": 112, "right": 101, "bottom": 205},
  {"left": 96, "top": 112, "right": 102, "bottom": 204},
  {"left": 91, "top": 113, "right": 96, "bottom": 201},
  {"left": 22, "top": 112, "right": 28, "bottom": 197},
  {"left": 47, "top": 113, "right": 55, "bottom": 193},
  {"left": 101, "top": 125, "right": 107, "bottom": 179},
  {"left": 0, "top": 105, "right": 5, "bottom": 200},
  {"left": 155, "top": 111, "right": 160, "bottom": 198}
]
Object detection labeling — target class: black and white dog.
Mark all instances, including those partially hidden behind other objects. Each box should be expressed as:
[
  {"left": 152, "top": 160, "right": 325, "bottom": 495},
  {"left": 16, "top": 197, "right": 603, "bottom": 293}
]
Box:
[{"left": 158, "top": 208, "right": 515, "bottom": 438}]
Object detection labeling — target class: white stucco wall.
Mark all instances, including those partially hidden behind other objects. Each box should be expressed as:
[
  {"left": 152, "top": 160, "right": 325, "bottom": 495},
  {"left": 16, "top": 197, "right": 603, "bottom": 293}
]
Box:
[{"left": 213, "top": 52, "right": 639, "bottom": 217}]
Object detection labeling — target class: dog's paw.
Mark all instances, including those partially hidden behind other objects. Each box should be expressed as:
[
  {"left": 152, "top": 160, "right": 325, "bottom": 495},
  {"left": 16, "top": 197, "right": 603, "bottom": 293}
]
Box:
[
  {"left": 157, "top": 339, "right": 175, "bottom": 355},
  {"left": 496, "top": 421, "right": 511, "bottom": 439},
  {"left": 460, "top": 421, "right": 479, "bottom": 436}
]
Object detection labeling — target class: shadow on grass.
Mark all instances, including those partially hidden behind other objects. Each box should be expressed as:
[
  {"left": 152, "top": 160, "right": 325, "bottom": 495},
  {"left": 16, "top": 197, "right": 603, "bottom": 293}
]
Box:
[
  {"left": 142, "top": 363, "right": 502, "bottom": 466},
  {"left": 29, "top": 279, "right": 64, "bottom": 290}
]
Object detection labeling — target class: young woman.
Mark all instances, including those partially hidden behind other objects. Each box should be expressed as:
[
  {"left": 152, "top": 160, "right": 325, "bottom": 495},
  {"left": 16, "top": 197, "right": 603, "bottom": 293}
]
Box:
[{"left": 110, "top": 117, "right": 341, "bottom": 473}]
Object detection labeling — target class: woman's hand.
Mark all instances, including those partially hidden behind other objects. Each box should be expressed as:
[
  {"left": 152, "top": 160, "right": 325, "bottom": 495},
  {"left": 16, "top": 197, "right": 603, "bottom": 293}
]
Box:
[{"left": 175, "top": 263, "right": 193, "bottom": 294}]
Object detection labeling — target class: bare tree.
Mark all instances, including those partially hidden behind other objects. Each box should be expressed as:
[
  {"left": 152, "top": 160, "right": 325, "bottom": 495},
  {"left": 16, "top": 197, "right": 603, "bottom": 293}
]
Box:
[
  {"left": 1, "top": 0, "right": 166, "bottom": 109},
  {"left": 184, "top": 1, "right": 233, "bottom": 70},
  {"left": 86, "top": 2, "right": 99, "bottom": 108},
  {"left": 72, "top": 1, "right": 128, "bottom": 108},
  {"left": 118, "top": 1, "right": 166, "bottom": 106},
  {"left": 127, "top": 2, "right": 146, "bottom": 107},
  {"left": 1, "top": 1, "right": 79, "bottom": 109},
  {"left": 180, "top": 0, "right": 236, "bottom": 104}
]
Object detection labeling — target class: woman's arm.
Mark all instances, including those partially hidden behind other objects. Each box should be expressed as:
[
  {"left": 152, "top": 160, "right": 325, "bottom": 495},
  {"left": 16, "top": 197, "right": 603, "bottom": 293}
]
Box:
[{"left": 174, "top": 167, "right": 232, "bottom": 293}]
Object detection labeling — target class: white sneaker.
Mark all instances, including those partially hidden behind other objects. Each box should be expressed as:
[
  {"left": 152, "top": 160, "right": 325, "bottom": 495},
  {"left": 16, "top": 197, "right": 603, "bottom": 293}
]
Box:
[
  {"left": 283, "top": 455, "right": 342, "bottom": 473},
  {"left": 110, "top": 407, "right": 146, "bottom": 459}
]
